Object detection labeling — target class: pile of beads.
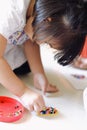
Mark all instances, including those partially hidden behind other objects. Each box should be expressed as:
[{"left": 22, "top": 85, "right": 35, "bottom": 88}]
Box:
[{"left": 38, "top": 107, "right": 58, "bottom": 116}]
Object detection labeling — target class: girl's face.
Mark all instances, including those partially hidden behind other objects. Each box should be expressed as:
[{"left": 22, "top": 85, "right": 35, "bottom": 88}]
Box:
[
  {"left": 36, "top": 37, "right": 61, "bottom": 50},
  {"left": 25, "top": 17, "right": 60, "bottom": 50}
]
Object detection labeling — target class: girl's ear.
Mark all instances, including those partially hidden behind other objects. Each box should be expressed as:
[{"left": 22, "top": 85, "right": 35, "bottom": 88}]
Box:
[{"left": 45, "top": 17, "right": 52, "bottom": 22}]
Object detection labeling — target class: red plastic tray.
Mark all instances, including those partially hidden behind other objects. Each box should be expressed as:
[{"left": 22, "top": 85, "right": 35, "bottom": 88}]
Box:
[{"left": 0, "top": 96, "right": 24, "bottom": 122}]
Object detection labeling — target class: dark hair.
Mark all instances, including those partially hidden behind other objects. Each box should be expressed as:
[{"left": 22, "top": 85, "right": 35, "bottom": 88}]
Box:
[{"left": 32, "top": 0, "right": 87, "bottom": 66}]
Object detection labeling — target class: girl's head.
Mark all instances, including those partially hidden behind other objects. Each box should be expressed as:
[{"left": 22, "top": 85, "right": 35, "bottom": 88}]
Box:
[{"left": 32, "top": 0, "right": 87, "bottom": 65}]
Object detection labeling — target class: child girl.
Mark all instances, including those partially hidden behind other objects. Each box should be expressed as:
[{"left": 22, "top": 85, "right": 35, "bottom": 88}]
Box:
[{"left": 0, "top": 0, "right": 86, "bottom": 112}]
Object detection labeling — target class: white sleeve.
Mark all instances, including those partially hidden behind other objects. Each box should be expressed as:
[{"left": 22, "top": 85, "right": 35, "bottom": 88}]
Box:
[
  {"left": 0, "top": 0, "right": 30, "bottom": 40},
  {"left": 0, "top": 1, "right": 17, "bottom": 39}
]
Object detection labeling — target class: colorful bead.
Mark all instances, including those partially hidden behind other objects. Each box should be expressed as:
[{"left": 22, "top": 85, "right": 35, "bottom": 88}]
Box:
[
  {"left": 39, "top": 107, "right": 57, "bottom": 115},
  {"left": 71, "top": 74, "right": 85, "bottom": 79}
]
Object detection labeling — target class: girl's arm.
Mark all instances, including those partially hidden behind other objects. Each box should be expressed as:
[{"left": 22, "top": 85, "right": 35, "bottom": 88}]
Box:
[
  {"left": 0, "top": 34, "right": 26, "bottom": 96},
  {"left": 24, "top": 40, "right": 58, "bottom": 94},
  {"left": 0, "top": 34, "right": 45, "bottom": 112}
]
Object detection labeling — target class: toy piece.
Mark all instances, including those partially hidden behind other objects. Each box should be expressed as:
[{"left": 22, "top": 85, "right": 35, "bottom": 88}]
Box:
[
  {"left": 0, "top": 96, "right": 24, "bottom": 122},
  {"left": 37, "top": 107, "right": 58, "bottom": 117},
  {"left": 71, "top": 74, "right": 85, "bottom": 79}
]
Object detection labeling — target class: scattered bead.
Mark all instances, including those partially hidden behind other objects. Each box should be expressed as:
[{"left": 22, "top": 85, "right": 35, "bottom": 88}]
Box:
[{"left": 71, "top": 74, "right": 85, "bottom": 79}]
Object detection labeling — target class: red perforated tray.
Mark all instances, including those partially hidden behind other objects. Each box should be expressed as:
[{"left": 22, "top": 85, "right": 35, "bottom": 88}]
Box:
[{"left": 0, "top": 96, "right": 24, "bottom": 122}]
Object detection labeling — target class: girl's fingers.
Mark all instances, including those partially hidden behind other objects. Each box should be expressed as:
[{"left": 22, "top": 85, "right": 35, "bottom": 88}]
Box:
[
  {"left": 28, "top": 104, "right": 34, "bottom": 112},
  {"left": 46, "top": 84, "right": 59, "bottom": 93},
  {"left": 34, "top": 100, "right": 45, "bottom": 112}
]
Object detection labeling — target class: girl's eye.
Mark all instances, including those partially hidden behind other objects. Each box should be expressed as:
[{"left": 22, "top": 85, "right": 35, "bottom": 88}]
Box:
[{"left": 49, "top": 43, "right": 58, "bottom": 49}]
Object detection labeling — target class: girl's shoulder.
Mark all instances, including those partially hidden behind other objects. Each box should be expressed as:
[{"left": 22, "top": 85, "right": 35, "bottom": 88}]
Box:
[{"left": 0, "top": 0, "right": 30, "bottom": 40}]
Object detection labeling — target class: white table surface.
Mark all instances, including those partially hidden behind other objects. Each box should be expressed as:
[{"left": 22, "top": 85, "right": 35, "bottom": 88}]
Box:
[{"left": 0, "top": 45, "right": 87, "bottom": 130}]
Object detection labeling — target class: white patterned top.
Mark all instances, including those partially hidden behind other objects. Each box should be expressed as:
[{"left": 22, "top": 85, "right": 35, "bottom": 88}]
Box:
[{"left": 0, "top": 0, "right": 30, "bottom": 69}]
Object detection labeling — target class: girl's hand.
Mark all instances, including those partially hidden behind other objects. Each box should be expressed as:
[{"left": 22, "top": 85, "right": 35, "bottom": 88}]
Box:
[
  {"left": 20, "top": 87, "right": 45, "bottom": 112},
  {"left": 33, "top": 73, "right": 58, "bottom": 94}
]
